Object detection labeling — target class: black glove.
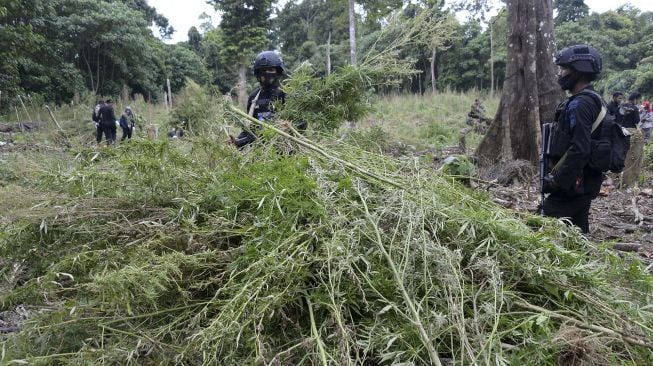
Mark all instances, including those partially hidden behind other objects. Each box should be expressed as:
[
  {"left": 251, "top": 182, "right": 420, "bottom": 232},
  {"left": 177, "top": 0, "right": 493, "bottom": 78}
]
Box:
[{"left": 542, "top": 174, "right": 559, "bottom": 193}]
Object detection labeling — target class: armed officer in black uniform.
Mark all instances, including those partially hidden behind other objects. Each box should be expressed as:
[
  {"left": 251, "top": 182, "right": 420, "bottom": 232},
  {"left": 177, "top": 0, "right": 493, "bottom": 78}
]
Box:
[
  {"left": 542, "top": 45, "right": 604, "bottom": 234},
  {"left": 231, "top": 51, "right": 304, "bottom": 148}
]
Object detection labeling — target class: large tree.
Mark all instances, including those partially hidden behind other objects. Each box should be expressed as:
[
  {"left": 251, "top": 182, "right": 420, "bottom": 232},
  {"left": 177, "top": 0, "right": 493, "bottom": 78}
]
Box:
[
  {"left": 209, "top": 0, "right": 273, "bottom": 110},
  {"left": 475, "top": 0, "right": 564, "bottom": 164},
  {"left": 554, "top": 0, "right": 589, "bottom": 25}
]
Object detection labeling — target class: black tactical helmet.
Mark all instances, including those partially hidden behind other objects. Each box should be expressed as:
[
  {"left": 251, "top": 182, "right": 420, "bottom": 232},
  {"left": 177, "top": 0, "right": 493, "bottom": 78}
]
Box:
[
  {"left": 554, "top": 44, "right": 602, "bottom": 74},
  {"left": 253, "top": 51, "right": 285, "bottom": 77}
]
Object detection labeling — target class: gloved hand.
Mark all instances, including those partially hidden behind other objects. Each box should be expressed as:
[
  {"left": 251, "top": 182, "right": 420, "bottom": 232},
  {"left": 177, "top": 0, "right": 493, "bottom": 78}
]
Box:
[
  {"left": 542, "top": 174, "right": 559, "bottom": 193},
  {"left": 95, "top": 123, "right": 99, "bottom": 128}
]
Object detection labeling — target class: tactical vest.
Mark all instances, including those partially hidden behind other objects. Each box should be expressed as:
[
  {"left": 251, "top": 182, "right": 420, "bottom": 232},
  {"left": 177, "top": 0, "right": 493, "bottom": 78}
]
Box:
[
  {"left": 249, "top": 87, "right": 285, "bottom": 121},
  {"left": 547, "top": 92, "right": 601, "bottom": 161}
]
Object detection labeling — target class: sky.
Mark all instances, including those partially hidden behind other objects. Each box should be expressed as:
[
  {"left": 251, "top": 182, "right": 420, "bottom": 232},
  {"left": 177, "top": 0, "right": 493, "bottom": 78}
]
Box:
[{"left": 148, "top": 0, "right": 653, "bottom": 44}]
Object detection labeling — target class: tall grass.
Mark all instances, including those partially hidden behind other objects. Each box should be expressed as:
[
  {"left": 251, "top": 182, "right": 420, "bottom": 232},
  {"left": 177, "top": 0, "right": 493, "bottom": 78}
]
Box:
[{"left": 362, "top": 91, "right": 499, "bottom": 151}]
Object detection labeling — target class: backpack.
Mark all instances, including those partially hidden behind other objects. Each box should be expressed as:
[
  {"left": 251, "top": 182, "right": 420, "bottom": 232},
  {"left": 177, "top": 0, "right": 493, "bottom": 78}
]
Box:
[{"left": 582, "top": 90, "right": 631, "bottom": 173}]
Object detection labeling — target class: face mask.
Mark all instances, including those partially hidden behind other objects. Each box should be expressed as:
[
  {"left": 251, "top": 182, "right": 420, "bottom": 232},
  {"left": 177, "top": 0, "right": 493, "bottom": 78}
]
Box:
[
  {"left": 260, "top": 71, "right": 279, "bottom": 88},
  {"left": 557, "top": 72, "right": 580, "bottom": 91}
]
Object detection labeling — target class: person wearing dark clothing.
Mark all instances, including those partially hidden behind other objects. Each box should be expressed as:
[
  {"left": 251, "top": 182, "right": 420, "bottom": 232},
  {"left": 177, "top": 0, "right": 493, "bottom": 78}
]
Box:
[
  {"left": 98, "top": 99, "right": 117, "bottom": 145},
  {"left": 641, "top": 101, "right": 652, "bottom": 143},
  {"left": 542, "top": 44, "right": 604, "bottom": 234},
  {"left": 616, "top": 92, "right": 641, "bottom": 128},
  {"left": 92, "top": 100, "right": 105, "bottom": 143},
  {"left": 234, "top": 86, "right": 287, "bottom": 147},
  {"left": 119, "top": 106, "right": 134, "bottom": 141},
  {"left": 606, "top": 92, "right": 623, "bottom": 116},
  {"left": 231, "top": 51, "right": 305, "bottom": 148}
]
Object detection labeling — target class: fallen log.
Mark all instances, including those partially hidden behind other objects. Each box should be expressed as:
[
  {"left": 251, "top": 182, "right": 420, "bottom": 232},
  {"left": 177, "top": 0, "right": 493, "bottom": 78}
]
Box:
[
  {"left": 0, "top": 123, "right": 12, "bottom": 133},
  {"left": 613, "top": 243, "right": 641, "bottom": 252},
  {"left": 0, "top": 326, "right": 20, "bottom": 333}
]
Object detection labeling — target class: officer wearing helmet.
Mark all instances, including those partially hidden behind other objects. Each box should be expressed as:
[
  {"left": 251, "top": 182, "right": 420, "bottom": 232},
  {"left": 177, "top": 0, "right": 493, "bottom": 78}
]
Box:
[
  {"left": 541, "top": 44, "right": 605, "bottom": 233},
  {"left": 231, "top": 50, "right": 304, "bottom": 148}
]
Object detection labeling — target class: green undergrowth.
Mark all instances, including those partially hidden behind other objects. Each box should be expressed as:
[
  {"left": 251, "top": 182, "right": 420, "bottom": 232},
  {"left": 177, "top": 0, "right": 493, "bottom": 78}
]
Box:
[
  {"left": 1, "top": 130, "right": 653, "bottom": 365},
  {"left": 362, "top": 92, "right": 499, "bottom": 150}
]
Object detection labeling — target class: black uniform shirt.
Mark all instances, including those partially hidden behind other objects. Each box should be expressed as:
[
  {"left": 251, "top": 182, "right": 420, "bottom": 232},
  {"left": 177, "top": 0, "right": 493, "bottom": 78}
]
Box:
[
  {"left": 550, "top": 86, "right": 603, "bottom": 192},
  {"left": 99, "top": 104, "right": 116, "bottom": 126}
]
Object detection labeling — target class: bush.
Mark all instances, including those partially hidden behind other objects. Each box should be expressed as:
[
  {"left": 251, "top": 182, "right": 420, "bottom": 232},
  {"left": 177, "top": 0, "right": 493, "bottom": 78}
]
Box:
[{"left": 171, "top": 79, "right": 221, "bottom": 135}]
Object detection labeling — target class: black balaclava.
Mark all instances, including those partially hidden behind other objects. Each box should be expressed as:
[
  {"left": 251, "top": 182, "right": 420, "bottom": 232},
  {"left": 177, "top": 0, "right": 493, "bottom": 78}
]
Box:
[
  {"left": 259, "top": 69, "right": 280, "bottom": 89},
  {"left": 557, "top": 71, "right": 581, "bottom": 91}
]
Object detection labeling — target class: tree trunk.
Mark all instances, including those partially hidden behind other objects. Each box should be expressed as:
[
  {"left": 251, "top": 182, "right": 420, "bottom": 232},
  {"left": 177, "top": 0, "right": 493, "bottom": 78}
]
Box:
[
  {"left": 326, "top": 31, "right": 332, "bottom": 75},
  {"left": 475, "top": 0, "right": 564, "bottom": 165},
  {"left": 83, "top": 52, "right": 96, "bottom": 95},
  {"left": 621, "top": 130, "right": 645, "bottom": 187},
  {"left": 167, "top": 78, "right": 173, "bottom": 107},
  {"left": 237, "top": 60, "right": 248, "bottom": 111},
  {"left": 348, "top": 0, "right": 357, "bottom": 66},
  {"left": 431, "top": 48, "right": 437, "bottom": 94},
  {"left": 490, "top": 21, "right": 494, "bottom": 97}
]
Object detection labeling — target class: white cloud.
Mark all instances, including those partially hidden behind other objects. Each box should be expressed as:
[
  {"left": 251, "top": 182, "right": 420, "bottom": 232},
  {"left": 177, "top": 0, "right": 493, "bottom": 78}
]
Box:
[
  {"left": 148, "top": 0, "right": 219, "bottom": 44},
  {"left": 584, "top": 0, "right": 653, "bottom": 13}
]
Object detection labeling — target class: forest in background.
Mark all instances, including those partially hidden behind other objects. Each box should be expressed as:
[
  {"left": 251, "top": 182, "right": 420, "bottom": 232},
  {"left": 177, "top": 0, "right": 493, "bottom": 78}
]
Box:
[{"left": 1, "top": 0, "right": 653, "bottom": 109}]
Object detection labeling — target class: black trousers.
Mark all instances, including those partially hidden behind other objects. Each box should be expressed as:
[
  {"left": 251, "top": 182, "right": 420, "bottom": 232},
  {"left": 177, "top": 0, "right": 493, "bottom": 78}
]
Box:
[
  {"left": 121, "top": 126, "right": 132, "bottom": 141},
  {"left": 98, "top": 123, "right": 116, "bottom": 144},
  {"left": 543, "top": 193, "right": 594, "bottom": 233}
]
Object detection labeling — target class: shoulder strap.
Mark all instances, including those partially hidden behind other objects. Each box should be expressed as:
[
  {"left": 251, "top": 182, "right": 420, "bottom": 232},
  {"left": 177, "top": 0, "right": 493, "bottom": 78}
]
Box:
[
  {"left": 573, "top": 89, "right": 607, "bottom": 133},
  {"left": 248, "top": 89, "right": 262, "bottom": 117},
  {"left": 591, "top": 106, "right": 607, "bottom": 133}
]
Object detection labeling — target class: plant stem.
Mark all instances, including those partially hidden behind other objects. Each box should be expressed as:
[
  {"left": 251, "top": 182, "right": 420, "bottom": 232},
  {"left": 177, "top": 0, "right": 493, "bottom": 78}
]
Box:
[
  {"left": 517, "top": 301, "right": 653, "bottom": 351},
  {"left": 358, "top": 188, "right": 443, "bottom": 366},
  {"left": 306, "top": 296, "right": 329, "bottom": 366}
]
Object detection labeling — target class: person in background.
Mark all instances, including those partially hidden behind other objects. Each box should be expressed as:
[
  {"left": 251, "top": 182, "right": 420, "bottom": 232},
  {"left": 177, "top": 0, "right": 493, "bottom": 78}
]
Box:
[
  {"left": 92, "top": 100, "right": 105, "bottom": 143},
  {"left": 640, "top": 100, "right": 652, "bottom": 144},
  {"left": 606, "top": 91, "right": 623, "bottom": 116},
  {"left": 98, "top": 99, "right": 117, "bottom": 145},
  {"left": 119, "top": 106, "right": 134, "bottom": 142},
  {"left": 616, "top": 92, "right": 641, "bottom": 128}
]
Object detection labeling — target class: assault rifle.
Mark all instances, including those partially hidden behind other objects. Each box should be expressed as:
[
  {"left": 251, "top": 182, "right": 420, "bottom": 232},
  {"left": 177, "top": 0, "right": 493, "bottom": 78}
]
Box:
[{"left": 539, "top": 123, "right": 553, "bottom": 215}]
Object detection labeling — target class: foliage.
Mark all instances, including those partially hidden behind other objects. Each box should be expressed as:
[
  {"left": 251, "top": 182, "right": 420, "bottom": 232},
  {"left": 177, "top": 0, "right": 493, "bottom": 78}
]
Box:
[
  {"left": 2, "top": 103, "right": 653, "bottom": 365},
  {"left": 163, "top": 44, "right": 210, "bottom": 93},
  {"left": 555, "top": 6, "right": 653, "bottom": 96},
  {"left": 0, "top": 0, "right": 200, "bottom": 107},
  {"left": 208, "top": 0, "right": 273, "bottom": 66},
  {"left": 441, "top": 154, "right": 476, "bottom": 177},
  {"left": 277, "top": 64, "right": 378, "bottom": 133},
  {"left": 199, "top": 28, "right": 240, "bottom": 94},
  {"left": 171, "top": 80, "right": 223, "bottom": 134},
  {"left": 554, "top": 0, "right": 589, "bottom": 25}
]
